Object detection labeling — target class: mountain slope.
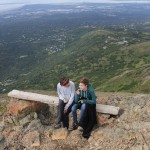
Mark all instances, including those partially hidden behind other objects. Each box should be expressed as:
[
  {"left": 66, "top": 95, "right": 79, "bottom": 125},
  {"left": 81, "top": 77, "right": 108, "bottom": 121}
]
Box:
[
  {"left": 97, "top": 64, "right": 150, "bottom": 93},
  {"left": 0, "top": 27, "right": 150, "bottom": 93},
  {"left": 11, "top": 28, "right": 150, "bottom": 93},
  {"left": 97, "top": 41, "right": 150, "bottom": 93}
]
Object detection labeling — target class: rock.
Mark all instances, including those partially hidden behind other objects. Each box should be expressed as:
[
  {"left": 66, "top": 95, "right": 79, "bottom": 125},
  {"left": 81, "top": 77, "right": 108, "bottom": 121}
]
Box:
[
  {"left": 13, "top": 125, "right": 23, "bottom": 133},
  {"left": 37, "top": 113, "right": 50, "bottom": 125},
  {"left": 51, "top": 128, "right": 68, "bottom": 140},
  {"left": 146, "top": 101, "right": 150, "bottom": 106},
  {"left": 5, "top": 130, "right": 21, "bottom": 145},
  {"left": 24, "top": 119, "right": 43, "bottom": 134},
  {"left": 99, "top": 97, "right": 108, "bottom": 105},
  {"left": 124, "top": 123, "right": 130, "bottom": 130},
  {"left": 66, "top": 130, "right": 83, "bottom": 146},
  {"left": 7, "top": 98, "right": 49, "bottom": 118},
  {"left": 44, "top": 128, "right": 53, "bottom": 138},
  {"left": 19, "top": 112, "right": 36, "bottom": 126},
  {"left": 142, "top": 132, "right": 150, "bottom": 147},
  {"left": 0, "top": 122, "right": 5, "bottom": 132},
  {"left": 0, "top": 135, "right": 4, "bottom": 142},
  {"left": 88, "top": 129, "right": 104, "bottom": 143},
  {"left": 133, "top": 106, "right": 141, "bottom": 113},
  {"left": 34, "top": 112, "right": 38, "bottom": 119},
  {"left": 143, "top": 144, "right": 149, "bottom": 150},
  {"left": 1, "top": 92, "right": 149, "bottom": 150},
  {"left": 97, "top": 114, "right": 110, "bottom": 125},
  {"left": 131, "top": 145, "right": 143, "bottom": 150},
  {"left": 40, "top": 142, "right": 58, "bottom": 150},
  {"left": 129, "top": 122, "right": 150, "bottom": 132},
  {"left": 3, "top": 112, "right": 19, "bottom": 125},
  {"left": 21, "top": 131, "right": 40, "bottom": 148}
]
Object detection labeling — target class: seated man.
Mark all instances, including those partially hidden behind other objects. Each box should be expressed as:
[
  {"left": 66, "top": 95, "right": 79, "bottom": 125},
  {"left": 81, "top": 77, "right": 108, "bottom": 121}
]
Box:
[{"left": 55, "top": 76, "right": 75, "bottom": 129}]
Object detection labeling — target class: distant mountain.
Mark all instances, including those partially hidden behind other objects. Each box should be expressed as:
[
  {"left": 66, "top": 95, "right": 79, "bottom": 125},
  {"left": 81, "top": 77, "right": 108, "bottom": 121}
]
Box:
[{"left": 0, "top": 3, "right": 150, "bottom": 93}]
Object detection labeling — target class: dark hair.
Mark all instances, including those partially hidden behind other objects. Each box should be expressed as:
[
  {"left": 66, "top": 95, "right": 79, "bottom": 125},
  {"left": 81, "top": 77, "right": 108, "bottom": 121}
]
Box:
[
  {"left": 60, "top": 77, "right": 69, "bottom": 86},
  {"left": 79, "top": 78, "right": 89, "bottom": 86}
]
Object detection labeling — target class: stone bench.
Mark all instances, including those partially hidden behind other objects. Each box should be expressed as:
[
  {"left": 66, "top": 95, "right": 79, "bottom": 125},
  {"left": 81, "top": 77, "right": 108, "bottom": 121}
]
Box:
[{"left": 8, "top": 90, "right": 120, "bottom": 115}]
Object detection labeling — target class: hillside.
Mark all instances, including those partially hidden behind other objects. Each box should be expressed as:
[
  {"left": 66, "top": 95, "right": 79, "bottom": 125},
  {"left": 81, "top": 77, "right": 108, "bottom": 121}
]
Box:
[
  {"left": 0, "top": 27, "right": 150, "bottom": 93},
  {"left": 97, "top": 41, "right": 150, "bottom": 93},
  {"left": 0, "top": 3, "right": 150, "bottom": 93},
  {"left": 6, "top": 27, "right": 149, "bottom": 93}
]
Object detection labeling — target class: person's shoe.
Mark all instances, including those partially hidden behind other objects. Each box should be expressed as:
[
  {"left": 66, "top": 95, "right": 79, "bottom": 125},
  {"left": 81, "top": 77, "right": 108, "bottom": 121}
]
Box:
[
  {"left": 68, "top": 123, "right": 78, "bottom": 131},
  {"left": 77, "top": 126, "right": 83, "bottom": 131},
  {"left": 54, "top": 123, "right": 61, "bottom": 129},
  {"left": 82, "top": 132, "right": 90, "bottom": 139}
]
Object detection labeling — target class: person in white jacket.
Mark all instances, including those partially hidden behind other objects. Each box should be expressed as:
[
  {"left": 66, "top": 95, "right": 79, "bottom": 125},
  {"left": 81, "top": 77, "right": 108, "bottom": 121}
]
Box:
[{"left": 55, "top": 77, "right": 75, "bottom": 129}]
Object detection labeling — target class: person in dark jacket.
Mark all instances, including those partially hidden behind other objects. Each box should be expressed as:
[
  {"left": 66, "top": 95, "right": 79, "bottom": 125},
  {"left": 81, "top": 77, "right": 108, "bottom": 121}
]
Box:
[{"left": 71, "top": 78, "right": 97, "bottom": 138}]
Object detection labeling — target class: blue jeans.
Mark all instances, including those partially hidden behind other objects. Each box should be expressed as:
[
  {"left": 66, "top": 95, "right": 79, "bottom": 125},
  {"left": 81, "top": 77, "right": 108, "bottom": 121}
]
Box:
[{"left": 71, "top": 103, "right": 86, "bottom": 125}]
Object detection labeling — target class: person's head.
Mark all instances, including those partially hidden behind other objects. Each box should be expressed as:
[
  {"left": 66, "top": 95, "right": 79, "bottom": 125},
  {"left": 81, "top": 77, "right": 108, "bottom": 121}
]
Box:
[
  {"left": 79, "top": 78, "right": 89, "bottom": 91},
  {"left": 60, "top": 77, "right": 70, "bottom": 87}
]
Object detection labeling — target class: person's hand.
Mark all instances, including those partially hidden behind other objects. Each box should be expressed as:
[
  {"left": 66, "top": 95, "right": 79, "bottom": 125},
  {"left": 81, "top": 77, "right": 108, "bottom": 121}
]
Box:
[
  {"left": 80, "top": 100, "right": 83, "bottom": 104},
  {"left": 76, "top": 89, "right": 80, "bottom": 95},
  {"left": 64, "top": 99, "right": 69, "bottom": 103},
  {"left": 64, "top": 108, "right": 67, "bottom": 113},
  {"left": 78, "top": 99, "right": 83, "bottom": 104}
]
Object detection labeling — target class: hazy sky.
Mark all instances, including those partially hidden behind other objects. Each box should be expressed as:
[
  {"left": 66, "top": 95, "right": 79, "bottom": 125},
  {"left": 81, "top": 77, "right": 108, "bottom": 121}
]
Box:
[
  {"left": 0, "top": 0, "right": 150, "bottom": 12},
  {"left": 0, "top": 0, "right": 150, "bottom": 4}
]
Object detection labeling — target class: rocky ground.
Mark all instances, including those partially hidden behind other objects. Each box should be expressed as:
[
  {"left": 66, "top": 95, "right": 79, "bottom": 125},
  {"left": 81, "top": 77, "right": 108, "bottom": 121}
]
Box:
[{"left": 0, "top": 91, "right": 150, "bottom": 150}]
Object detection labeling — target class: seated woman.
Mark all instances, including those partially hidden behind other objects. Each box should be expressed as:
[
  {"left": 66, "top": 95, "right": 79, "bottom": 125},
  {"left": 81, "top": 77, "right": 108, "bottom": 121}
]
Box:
[{"left": 71, "top": 78, "right": 97, "bottom": 138}]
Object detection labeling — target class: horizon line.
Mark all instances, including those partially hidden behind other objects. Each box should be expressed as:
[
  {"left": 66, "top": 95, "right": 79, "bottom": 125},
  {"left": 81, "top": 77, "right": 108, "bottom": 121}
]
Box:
[{"left": 1, "top": 1, "right": 150, "bottom": 5}]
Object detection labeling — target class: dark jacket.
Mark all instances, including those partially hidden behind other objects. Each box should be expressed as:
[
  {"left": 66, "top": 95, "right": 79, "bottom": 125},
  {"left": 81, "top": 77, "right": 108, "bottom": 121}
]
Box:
[{"left": 75, "top": 84, "right": 96, "bottom": 104}]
